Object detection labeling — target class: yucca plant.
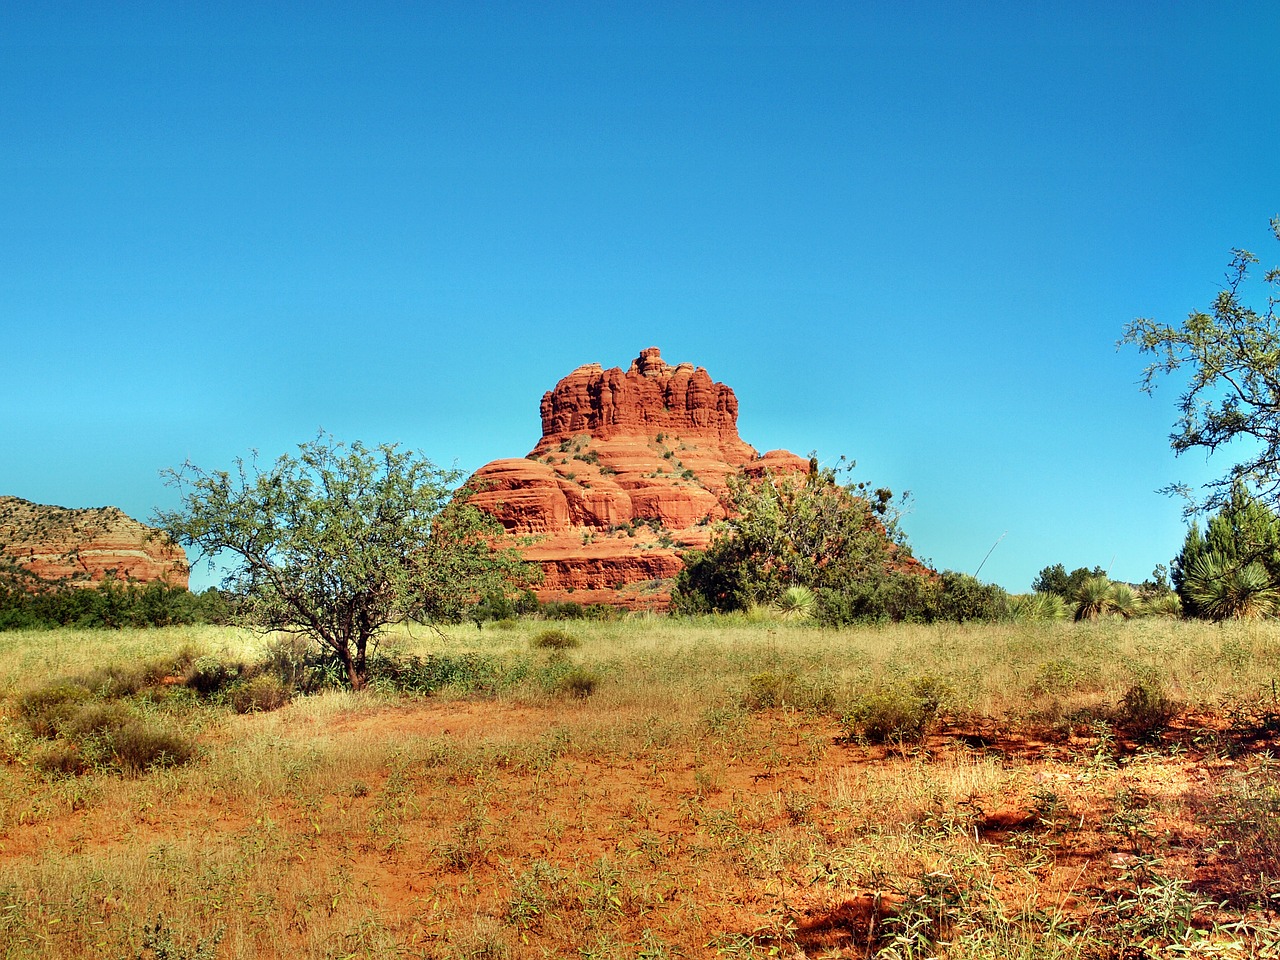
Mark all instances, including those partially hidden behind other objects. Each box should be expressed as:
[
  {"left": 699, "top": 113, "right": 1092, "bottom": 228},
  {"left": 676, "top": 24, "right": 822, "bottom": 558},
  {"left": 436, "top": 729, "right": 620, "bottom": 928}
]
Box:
[
  {"left": 1010, "top": 592, "right": 1068, "bottom": 622},
  {"left": 1139, "top": 592, "right": 1182, "bottom": 618},
  {"left": 1185, "top": 555, "right": 1279, "bottom": 621},
  {"left": 1107, "top": 582, "right": 1141, "bottom": 619},
  {"left": 1074, "top": 575, "right": 1117, "bottom": 621},
  {"left": 775, "top": 585, "right": 816, "bottom": 620}
]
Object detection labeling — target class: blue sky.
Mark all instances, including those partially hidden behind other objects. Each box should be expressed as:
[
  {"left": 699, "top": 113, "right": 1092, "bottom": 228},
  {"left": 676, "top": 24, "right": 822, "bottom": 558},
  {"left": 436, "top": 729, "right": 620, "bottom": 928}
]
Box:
[{"left": 3, "top": 2, "right": 1278, "bottom": 592}]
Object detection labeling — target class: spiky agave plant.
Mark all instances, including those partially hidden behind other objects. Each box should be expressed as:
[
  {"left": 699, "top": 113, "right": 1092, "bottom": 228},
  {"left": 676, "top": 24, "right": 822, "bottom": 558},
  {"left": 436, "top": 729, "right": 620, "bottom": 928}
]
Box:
[
  {"left": 775, "top": 585, "right": 816, "bottom": 620},
  {"left": 1185, "top": 555, "right": 1279, "bottom": 621}
]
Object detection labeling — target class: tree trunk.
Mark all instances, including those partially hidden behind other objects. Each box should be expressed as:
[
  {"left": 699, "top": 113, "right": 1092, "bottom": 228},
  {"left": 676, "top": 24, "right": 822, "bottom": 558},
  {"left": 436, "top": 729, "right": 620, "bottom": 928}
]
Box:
[{"left": 349, "top": 635, "right": 368, "bottom": 691}]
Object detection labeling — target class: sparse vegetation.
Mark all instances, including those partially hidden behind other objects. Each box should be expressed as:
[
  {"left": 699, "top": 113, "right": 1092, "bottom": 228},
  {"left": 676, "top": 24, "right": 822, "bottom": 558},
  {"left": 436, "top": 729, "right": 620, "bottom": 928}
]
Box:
[{"left": 2, "top": 618, "right": 1279, "bottom": 958}]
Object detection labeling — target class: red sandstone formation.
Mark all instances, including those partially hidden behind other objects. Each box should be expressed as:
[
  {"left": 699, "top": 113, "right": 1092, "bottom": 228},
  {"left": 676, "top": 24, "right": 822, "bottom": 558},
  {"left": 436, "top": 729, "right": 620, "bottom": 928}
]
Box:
[
  {"left": 0, "top": 496, "right": 190, "bottom": 589},
  {"left": 469, "top": 347, "right": 810, "bottom": 609}
]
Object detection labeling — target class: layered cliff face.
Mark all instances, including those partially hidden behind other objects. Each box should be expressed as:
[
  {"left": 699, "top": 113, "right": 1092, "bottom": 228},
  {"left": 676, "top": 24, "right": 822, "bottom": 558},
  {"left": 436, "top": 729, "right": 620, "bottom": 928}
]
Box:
[
  {"left": 0, "top": 497, "right": 190, "bottom": 589},
  {"left": 469, "top": 348, "right": 809, "bottom": 608}
]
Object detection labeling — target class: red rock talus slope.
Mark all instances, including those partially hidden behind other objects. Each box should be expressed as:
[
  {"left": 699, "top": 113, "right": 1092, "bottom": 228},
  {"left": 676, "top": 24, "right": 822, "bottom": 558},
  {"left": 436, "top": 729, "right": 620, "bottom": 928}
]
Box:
[
  {"left": 469, "top": 348, "right": 809, "bottom": 609},
  {"left": 0, "top": 496, "right": 189, "bottom": 589}
]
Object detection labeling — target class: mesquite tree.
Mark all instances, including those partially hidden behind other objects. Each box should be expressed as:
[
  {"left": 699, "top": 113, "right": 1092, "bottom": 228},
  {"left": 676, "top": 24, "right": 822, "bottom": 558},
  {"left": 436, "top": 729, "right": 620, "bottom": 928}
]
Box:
[
  {"left": 156, "top": 434, "right": 532, "bottom": 689},
  {"left": 1122, "top": 217, "right": 1280, "bottom": 511}
]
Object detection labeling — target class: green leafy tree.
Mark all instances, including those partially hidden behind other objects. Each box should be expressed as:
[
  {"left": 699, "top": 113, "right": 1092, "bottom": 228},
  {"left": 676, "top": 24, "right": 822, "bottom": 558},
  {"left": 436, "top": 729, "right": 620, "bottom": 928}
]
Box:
[
  {"left": 931, "top": 571, "right": 1010, "bottom": 622},
  {"left": 670, "top": 464, "right": 931, "bottom": 622},
  {"left": 1031, "top": 563, "right": 1107, "bottom": 599},
  {"left": 155, "top": 434, "right": 533, "bottom": 689},
  {"left": 1121, "top": 217, "right": 1280, "bottom": 511}
]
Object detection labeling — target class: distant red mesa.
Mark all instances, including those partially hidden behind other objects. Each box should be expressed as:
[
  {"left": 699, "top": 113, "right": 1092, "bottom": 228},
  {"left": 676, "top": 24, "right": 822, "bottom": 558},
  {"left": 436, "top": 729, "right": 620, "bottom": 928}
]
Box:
[
  {"left": 468, "top": 347, "right": 809, "bottom": 610},
  {"left": 0, "top": 496, "right": 189, "bottom": 589}
]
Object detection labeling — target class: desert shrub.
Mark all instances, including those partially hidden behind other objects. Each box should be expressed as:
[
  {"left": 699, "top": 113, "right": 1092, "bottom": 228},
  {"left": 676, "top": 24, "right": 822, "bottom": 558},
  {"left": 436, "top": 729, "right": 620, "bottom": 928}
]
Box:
[
  {"left": 1207, "top": 766, "right": 1280, "bottom": 896},
  {"left": 33, "top": 741, "right": 88, "bottom": 777},
  {"left": 513, "top": 589, "right": 541, "bottom": 616},
  {"left": 471, "top": 589, "right": 516, "bottom": 624},
  {"left": 554, "top": 666, "right": 599, "bottom": 699},
  {"left": 15, "top": 667, "right": 199, "bottom": 775},
  {"left": 1221, "top": 689, "right": 1280, "bottom": 754},
  {"left": 1073, "top": 575, "right": 1142, "bottom": 621},
  {"left": 19, "top": 682, "right": 94, "bottom": 738},
  {"left": 932, "top": 571, "right": 1011, "bottom": 622},
  {"left": 741, "top": 671, "right": 835, "bottom": 712},
  {"left": 368, "top": 653, "right": 501, "bottom": 696},
  {"left": 185, "top": 655, "right": 244, "bottom": 695},
  {"left": 78, "top": 651, "right": 195, "bottom": 697},
  {"left": 229, "top": 674, "right": 291, "bottom": 714},
  {"left": 1114, "top": 677, "right": 1180, "bottom": 739},
  {"left": 775, "top": 585, "right": 816, "bottom": 620},
  {"left": 1032, "top": 563, "right": 1108, "bottom": 598},
  {"left": 257, "top": 634, "right": 340, "bottom": 692},
  {"left": 105, "top": 720, "right": 195, "bottom": 773},
  {"left": 814, "top": 570, "right": 939, "bottom": 625},
  {"left": 1032, "top": 657, "right": 1102, "bottom": 696},
  {"left": 1010, "top": 591, "right": 1069, "bottom": 622},
  {"left": 533, "top": 658, "right": 599, "bottom": 699},
  {"left": 0, "top": 581, "right": 234, "bottom": 631},
  {"left": 507, "top": 859, "right": 568, "bottom": 930},
  {"left": 61, "top": 701, "right": 135, "bottom": 740},
  {"left": 531, "top": 629, "right": 580, "bottom": 650},
  {"left": 540, "top": 601, "right": 585, "bottom": 620},
  {"left": 841, "top": 676, "right": 951, "bottom": 744},
  {"left": 743, "top": 671, "right": 799, "bottom": 710},
  {"left": 1141, "top": 591, "right": 1183, "bottom": 618}
]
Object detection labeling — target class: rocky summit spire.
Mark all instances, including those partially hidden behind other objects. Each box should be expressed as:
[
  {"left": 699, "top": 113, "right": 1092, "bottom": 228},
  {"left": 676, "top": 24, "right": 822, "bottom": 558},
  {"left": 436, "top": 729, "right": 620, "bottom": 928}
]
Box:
[{"left": 535, "top": 347, "right": 755, "bottom": 459}]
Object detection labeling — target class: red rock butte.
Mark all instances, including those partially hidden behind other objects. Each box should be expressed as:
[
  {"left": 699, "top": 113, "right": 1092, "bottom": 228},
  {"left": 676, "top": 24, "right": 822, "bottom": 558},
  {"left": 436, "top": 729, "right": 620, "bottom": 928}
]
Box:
[
  {"left": 0, "top": 496, "right": 189, "bottom": 589},
  {"left": 468, "top": 347, "right": 809, "bottom": 609}
]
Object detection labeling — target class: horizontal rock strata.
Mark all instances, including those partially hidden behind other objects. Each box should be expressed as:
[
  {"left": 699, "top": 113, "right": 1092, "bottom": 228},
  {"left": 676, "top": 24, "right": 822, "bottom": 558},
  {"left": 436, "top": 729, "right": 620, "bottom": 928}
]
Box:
[{"left": 0, "top": 496, "right": 189, "bottom": 589}]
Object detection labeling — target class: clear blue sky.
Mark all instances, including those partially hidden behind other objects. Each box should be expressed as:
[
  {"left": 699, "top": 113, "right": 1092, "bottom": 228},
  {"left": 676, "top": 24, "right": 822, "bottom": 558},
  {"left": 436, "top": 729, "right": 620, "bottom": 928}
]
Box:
[{"left": 4, "top": 2, "right": 1278, "bottom": 592}]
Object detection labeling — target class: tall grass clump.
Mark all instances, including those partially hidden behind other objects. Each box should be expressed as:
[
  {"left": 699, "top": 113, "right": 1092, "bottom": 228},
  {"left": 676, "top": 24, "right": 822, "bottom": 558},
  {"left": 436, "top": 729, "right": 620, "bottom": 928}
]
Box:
[{"left": 531, "top": 628, "right": 580, "bottom": 650}]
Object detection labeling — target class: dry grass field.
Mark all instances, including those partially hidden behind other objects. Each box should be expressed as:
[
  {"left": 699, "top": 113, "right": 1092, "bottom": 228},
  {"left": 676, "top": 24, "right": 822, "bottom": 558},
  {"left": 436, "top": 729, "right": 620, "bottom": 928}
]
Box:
[{"left": 2, "top": 617, "right": 1280, "bottom": 958}]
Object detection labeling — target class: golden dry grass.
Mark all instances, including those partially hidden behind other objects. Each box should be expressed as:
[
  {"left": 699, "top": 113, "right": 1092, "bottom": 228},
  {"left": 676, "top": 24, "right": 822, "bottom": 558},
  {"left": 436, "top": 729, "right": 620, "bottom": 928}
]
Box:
[{"left": 1, "top": 617, "right": 1278, "bottom": 958}]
